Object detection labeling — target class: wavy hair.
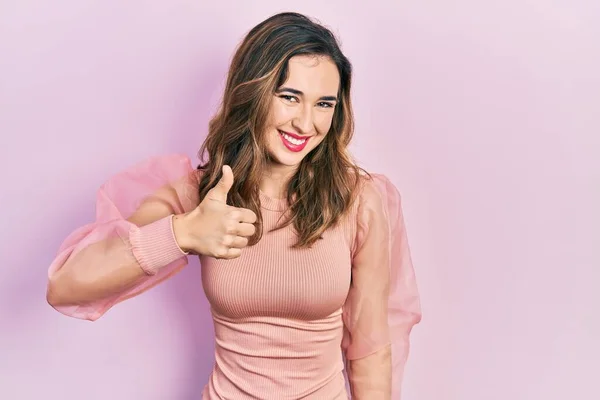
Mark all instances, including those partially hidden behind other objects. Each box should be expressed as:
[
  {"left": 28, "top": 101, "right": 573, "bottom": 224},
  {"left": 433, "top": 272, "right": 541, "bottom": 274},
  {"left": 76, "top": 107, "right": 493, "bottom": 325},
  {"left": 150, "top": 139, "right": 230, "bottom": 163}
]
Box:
[{"left": 197, "top": 12, "right": 365, "bottom": 248}]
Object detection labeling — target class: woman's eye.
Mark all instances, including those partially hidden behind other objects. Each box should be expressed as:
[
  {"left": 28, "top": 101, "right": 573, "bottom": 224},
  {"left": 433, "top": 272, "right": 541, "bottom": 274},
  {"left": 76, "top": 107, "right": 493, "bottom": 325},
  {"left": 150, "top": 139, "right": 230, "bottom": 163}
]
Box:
[
  {"left": 281, "top": 95, "right": 298, "bottom": 102},
  {"left": 318, "top": 102, "right": 334, "bottom": 108}
]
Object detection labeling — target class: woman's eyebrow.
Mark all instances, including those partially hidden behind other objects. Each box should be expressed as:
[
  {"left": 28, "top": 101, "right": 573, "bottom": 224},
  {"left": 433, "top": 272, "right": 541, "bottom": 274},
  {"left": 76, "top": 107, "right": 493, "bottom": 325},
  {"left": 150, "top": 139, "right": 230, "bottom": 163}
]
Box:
[{"left": 276, "top": 87, "right": 338, "bottom": 102}]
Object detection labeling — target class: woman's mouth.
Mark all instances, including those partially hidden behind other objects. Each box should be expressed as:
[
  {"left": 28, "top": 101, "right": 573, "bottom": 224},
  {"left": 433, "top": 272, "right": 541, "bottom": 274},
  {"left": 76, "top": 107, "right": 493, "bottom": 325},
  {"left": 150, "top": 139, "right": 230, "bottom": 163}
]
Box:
[{"left": 278, "top": 130, "right": 309, "bottom": 152}]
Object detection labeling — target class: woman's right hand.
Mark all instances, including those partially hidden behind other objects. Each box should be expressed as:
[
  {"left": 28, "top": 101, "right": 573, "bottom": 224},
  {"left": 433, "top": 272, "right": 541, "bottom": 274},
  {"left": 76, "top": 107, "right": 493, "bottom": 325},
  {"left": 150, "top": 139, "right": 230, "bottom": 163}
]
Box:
[{"left": 172, "top": 165, "right": 257, "bottom": 259}]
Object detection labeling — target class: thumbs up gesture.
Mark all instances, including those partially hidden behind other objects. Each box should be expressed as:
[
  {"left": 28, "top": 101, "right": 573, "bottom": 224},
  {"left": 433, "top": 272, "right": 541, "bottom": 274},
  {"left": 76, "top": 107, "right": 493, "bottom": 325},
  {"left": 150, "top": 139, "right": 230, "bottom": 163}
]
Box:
[{"left": 172, "top": 166, "right": 257, "bottom": 259}]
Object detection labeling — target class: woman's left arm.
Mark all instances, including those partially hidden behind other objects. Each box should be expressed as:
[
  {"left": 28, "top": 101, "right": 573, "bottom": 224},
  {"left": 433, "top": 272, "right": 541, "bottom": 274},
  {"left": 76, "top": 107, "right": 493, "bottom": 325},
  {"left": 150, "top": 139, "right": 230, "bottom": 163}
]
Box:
[{"left": 342, "top": 174, "right": 422, "bottom": 399}]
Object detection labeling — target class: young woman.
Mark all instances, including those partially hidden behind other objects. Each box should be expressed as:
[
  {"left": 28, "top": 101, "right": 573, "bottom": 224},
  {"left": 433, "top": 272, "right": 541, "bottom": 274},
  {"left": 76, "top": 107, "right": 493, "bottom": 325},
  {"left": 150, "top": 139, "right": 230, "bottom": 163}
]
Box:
[{"left": 46, "top": 12, "right": 422, "bottom": 400}]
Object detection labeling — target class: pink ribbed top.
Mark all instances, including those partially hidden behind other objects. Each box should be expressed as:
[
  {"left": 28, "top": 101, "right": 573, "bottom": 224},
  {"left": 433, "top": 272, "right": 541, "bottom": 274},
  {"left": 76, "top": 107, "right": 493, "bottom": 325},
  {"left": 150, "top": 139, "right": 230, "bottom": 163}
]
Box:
[
  {"left": 200, "top": 191, "right": 355, "bottom": 399},
  {"left": 47, "top": 154, "right": 422, "bottom": 400}
]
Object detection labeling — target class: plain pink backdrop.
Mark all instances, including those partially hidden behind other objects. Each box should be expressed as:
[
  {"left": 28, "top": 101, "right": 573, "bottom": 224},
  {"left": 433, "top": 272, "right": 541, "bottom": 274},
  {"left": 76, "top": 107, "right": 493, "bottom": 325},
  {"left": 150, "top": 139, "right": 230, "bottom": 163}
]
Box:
[{"left": 1, "top": 1, "right": 598, "bottom": 399}]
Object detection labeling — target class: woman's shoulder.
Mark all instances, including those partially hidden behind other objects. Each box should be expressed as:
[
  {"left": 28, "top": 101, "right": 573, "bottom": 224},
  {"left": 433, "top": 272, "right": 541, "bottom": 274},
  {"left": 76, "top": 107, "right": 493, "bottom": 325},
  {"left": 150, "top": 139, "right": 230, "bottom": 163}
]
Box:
[
  {"left": 351, "top": 170, "right": 407, "bottom": 235},
  {"left": 98, "top": 153, "right": 202, "bottom": 215},
  {"left": 346, "top": 170, "right": 406, "bottom": 253},
  {"left": 355, "top": 170, "right": 402, "bottom": 211}
]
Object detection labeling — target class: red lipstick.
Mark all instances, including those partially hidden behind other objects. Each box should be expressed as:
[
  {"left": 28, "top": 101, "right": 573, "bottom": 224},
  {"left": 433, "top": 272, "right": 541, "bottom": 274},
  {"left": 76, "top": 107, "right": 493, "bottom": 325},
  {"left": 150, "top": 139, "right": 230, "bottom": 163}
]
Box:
[{"left": 278, "top": 130, "right": 310, "bottom": 152}]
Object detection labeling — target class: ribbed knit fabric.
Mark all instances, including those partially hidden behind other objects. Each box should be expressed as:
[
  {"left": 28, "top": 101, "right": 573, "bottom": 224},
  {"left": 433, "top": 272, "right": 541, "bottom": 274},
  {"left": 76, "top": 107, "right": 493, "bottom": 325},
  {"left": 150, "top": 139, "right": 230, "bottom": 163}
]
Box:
[
  {"left": 199, "top": 191, "right": 356, "bottom": 399},
  {"left": 130, "top": 214, "right": 189, "bottom": 275}
]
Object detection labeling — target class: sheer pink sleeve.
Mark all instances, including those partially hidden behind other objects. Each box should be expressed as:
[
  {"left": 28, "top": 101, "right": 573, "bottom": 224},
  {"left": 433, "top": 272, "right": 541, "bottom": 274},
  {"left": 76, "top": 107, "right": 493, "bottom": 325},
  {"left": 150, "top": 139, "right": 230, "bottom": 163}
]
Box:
[
  {"left": 342, "top": 173, "right": 422, "bottom": 399},
  {"left": 47, "top": 154, "right": 200, "bottom": 321}
]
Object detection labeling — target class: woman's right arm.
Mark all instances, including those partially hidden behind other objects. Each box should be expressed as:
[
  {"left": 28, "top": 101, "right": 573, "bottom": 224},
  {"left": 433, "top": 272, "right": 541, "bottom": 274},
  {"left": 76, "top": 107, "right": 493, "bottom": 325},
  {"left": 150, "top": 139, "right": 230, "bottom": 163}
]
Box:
[
  {"left": 46, "top": 154, "right": 257, "bottom": 321},
  {"left": 45, "top": 154, "right": 201, "bottom": 321},
  {"left": 46, "top": 183, "right": 193, "bottom": 309}
]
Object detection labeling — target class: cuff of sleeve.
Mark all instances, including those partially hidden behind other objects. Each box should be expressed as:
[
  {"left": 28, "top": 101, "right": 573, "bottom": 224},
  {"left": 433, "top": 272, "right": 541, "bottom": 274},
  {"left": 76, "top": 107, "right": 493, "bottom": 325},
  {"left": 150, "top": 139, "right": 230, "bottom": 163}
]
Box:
[{"left": 130, "top": 214, "right": 189, "bottom": 275}]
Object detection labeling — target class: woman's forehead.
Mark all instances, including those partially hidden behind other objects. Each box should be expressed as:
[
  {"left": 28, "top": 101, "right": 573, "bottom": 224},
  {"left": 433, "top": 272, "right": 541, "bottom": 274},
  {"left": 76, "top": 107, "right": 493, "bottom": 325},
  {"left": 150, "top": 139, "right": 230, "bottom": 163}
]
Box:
[{"left": 282, "top": 55, "right": 340, "bottom": 97}]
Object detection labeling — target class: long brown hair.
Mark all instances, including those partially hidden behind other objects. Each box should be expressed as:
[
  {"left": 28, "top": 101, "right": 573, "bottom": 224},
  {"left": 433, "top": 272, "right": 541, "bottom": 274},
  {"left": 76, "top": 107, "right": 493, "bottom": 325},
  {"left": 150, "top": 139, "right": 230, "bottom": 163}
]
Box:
[{"left": 197, "top": 12, "right": 366, "bottom": 248}]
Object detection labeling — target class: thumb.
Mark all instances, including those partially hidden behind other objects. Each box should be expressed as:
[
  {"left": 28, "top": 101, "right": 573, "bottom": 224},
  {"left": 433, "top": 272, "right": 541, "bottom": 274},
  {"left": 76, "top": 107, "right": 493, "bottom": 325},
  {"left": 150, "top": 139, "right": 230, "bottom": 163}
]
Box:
[{"left": 208, "top": 165, "right": 234, "bottom": 203}]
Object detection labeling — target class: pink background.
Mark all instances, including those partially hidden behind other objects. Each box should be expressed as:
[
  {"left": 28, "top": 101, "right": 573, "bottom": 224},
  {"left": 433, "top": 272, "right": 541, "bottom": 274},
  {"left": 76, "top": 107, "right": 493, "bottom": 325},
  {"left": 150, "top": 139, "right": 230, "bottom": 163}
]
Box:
[{"left": 1, "top": 1, "right": 598, "bottom": 399}]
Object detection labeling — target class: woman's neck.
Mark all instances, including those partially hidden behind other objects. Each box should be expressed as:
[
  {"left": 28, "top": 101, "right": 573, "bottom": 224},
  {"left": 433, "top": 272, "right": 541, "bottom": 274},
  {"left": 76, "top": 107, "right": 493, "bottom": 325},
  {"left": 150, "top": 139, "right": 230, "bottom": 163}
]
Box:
[{"left": 259, "top": 163, "right": 298, "bottom": 199}]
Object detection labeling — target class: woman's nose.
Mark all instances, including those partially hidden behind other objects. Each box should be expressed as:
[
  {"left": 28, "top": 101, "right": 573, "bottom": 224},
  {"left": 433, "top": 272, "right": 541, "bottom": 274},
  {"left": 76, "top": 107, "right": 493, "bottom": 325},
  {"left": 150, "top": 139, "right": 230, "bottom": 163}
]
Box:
[{"left": 292, "top": 105, "right": 314, "bottom": 135}]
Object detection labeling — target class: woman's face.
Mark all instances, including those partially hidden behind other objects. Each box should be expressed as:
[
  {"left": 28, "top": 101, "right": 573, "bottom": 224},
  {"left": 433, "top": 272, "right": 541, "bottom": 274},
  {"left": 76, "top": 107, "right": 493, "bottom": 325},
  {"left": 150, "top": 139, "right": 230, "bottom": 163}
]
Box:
[{"left": 265, "top": 55, "right": 340, "bottom": 169}]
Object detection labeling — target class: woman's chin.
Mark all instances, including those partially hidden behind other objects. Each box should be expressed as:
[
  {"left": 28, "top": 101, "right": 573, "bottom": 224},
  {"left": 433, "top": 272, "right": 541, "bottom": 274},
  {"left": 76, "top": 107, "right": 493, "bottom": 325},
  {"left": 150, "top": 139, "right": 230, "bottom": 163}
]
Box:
[{"left": 267, "top": 151, "right": 306, "bottom": 169}]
